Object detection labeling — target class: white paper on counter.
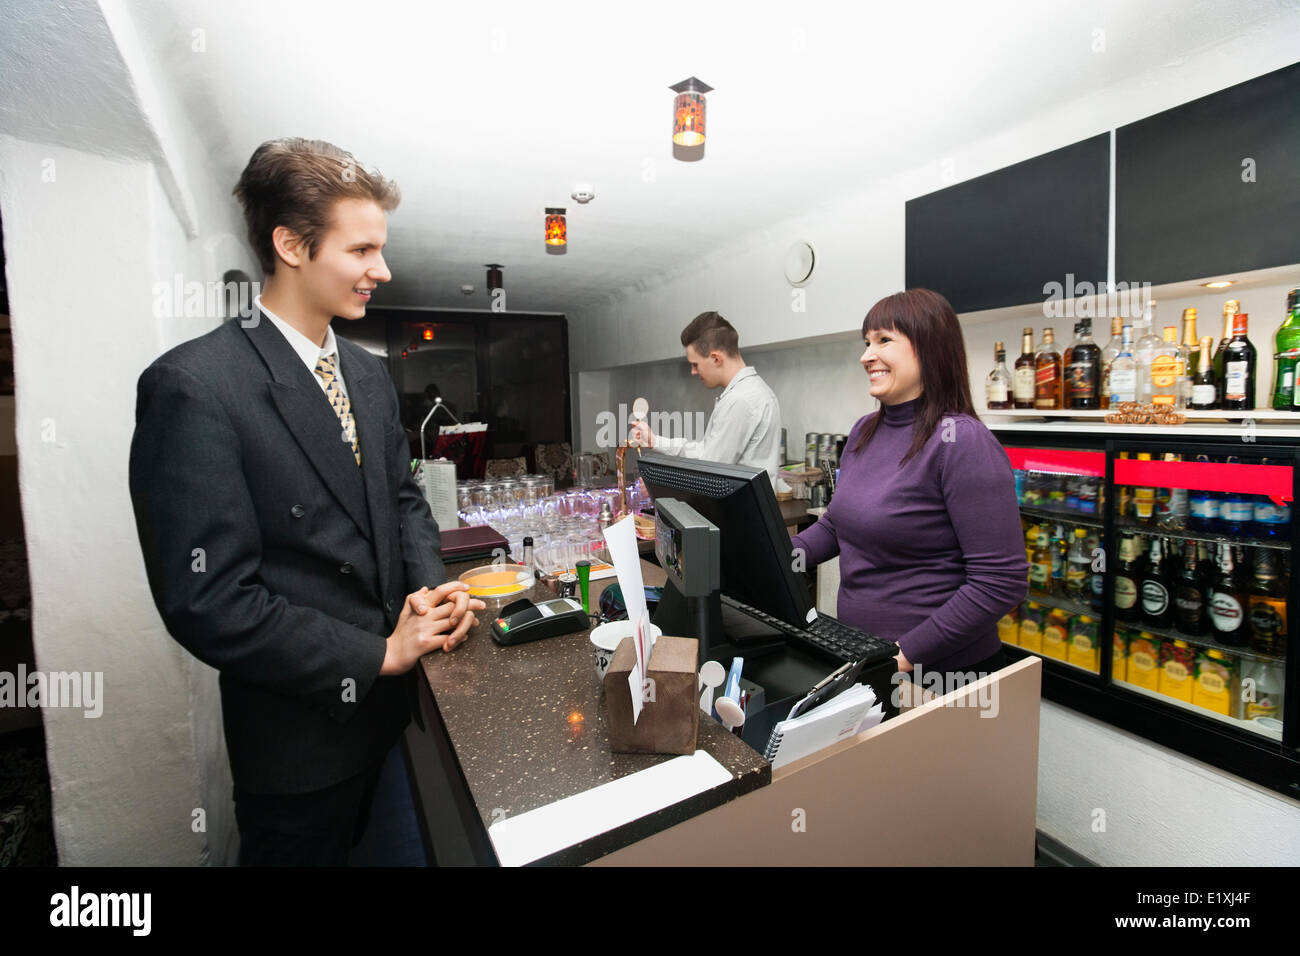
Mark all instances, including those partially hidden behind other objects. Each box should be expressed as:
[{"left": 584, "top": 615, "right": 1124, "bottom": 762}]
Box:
[
  {"left": 628, "top": 661, "right": 644, "bottom": 725},
  {"left": 486, "top": 751, "right": 732, "bottom": 866},
  {"left": 603, "top": 515, "right": 648, "bottom": 625}
]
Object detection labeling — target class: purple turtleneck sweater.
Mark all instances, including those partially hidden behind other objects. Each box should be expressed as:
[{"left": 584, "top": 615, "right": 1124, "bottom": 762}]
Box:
[{"left": 791, "top": 398, "right": 1027, "bottom": 673}]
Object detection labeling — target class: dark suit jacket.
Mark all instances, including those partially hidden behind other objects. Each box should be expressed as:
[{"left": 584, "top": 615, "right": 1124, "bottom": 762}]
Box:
[{"left": 129, "top": 311, "right": 444, "bottom": 794}]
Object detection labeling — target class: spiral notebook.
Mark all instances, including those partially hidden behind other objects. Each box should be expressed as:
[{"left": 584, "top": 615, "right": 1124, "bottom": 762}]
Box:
[{"left": 763, "top": 684, "right": 884, "bottom": 769}]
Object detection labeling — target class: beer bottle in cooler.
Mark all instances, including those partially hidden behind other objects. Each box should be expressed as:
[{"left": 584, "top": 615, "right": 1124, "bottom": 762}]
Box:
[
  {"left": 1248, "top": 550, "right": 1287, "bottom": 656},
  {"left": 1209, "top": 546, "right": 1249, "bottom": 647},
  {"left": 1173, "top": 539, "right": 1208, "bottom": 637},
  {"left": 1114, "top": 533, "right": 1144, "bottom": 625},
  {"left": 1140, "top": 536, "right": 1173, "bottom": 629}
]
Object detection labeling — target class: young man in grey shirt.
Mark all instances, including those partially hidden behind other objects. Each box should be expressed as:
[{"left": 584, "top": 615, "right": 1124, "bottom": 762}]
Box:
[{"left": 630, "top": 311, "right": 783, "bottom": 487}]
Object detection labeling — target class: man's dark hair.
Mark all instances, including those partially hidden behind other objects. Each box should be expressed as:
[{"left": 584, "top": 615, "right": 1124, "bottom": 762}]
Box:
[
  {"left": 233, "top": 138, "right": 400, "bottom": 276},
  {"left": 680, "top": 311, "right": 740, "bottom": 358}
]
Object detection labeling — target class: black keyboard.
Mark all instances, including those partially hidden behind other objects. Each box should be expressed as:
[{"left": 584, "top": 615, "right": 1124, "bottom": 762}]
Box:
[{"left": 720, "top": 594, "right": 898, "bottom": 666}]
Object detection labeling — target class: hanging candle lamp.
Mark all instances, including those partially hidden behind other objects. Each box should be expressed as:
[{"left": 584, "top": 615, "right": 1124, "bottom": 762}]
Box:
[
  {"left": 545, "top": 207, "right": 567, "bottom": 247},
  {"left": 670, "top": 77, "right": 712, "bottom": 147}
]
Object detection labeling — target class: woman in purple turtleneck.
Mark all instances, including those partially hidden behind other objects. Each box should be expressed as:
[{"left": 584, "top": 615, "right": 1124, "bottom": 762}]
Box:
[{"left": 791, "top": 289, "right": 1027, "bottom": 680}]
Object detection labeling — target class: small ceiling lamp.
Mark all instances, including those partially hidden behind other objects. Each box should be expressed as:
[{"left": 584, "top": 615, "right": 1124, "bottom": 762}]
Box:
[
  {"left": 545, "top": 207, "right": 567, "bottom": 247},
  {"left": 1202, "top": 280, "right": 1236, "bottom": 289},
  {"left": 670, "top": 76, "right": 712, "bottom": 147},
  {"left": 486, "top": 264, "right": 504, "bottom": 291}
]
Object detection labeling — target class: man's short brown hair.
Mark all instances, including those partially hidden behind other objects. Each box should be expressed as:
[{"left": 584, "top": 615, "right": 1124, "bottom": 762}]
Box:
[
  {"left": 680, "top": 311, "right": 740, "bottom": 358},
  {"left": 233, "top": 138, "right": 400, "bottom": 276}
]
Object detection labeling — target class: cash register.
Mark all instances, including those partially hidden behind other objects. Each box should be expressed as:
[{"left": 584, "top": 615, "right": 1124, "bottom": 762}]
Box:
[{"left": 638, "top": 454, "right": 900, "bottom": 750}]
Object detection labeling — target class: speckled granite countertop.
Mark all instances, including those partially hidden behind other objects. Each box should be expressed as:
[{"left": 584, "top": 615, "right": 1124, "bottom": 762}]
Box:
[{"left": 418, "top": 558, "right": 771, "bottom": 866}]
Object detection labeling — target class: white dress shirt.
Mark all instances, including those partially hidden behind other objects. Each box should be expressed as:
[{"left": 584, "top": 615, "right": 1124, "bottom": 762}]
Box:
[
  {"left": 654, "top": 365, "right": 782, "bottom": 486},
  {"left": 254, "top": 295, "right": 349, "bottom": 400}
]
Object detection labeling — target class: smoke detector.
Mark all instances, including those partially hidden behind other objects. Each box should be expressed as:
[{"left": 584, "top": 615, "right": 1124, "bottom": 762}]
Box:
[{"left": 571, "top": 184, "right": 595, "bottom": 204}]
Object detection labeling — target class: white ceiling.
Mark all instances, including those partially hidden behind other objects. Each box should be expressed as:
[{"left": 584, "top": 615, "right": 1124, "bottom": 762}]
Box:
[{"left": 60, "top": 1, "right": 1300, "bottom": 311}]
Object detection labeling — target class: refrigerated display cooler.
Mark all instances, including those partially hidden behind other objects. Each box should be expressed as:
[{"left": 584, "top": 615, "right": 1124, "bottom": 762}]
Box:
[{"left": 990, "top": 423, "right": 1297, "bottom": 797}]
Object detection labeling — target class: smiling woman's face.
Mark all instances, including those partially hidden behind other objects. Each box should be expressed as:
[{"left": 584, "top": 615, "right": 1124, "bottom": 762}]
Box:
[{"left": 860, "top": 327, "right": 923, "bottom": 405}]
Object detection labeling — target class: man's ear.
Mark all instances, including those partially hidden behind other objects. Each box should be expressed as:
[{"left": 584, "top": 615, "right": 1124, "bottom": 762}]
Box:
[{"left": 270, "top": 225, "right": 306, "bottom": 269}]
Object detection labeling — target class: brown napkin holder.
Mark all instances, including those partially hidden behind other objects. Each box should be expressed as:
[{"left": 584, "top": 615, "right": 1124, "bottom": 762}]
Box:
[{"left": 604, "top": 635, "right": 699, "bottom": 755}]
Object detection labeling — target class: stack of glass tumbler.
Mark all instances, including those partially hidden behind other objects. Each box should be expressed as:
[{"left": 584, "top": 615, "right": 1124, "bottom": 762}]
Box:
[{"left": 455, "top": 475, "right": 650, "bottom": 576}]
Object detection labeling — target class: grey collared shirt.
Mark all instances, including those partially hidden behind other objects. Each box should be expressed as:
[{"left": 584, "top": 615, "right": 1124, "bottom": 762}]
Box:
[{"left": 655, "top": 366, "right": 782, "bottom": 486}]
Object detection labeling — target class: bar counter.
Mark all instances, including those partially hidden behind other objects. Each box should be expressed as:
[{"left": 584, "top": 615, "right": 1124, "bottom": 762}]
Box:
[{"left": 408, "top": 556, "right": 771, "bottom": 866}]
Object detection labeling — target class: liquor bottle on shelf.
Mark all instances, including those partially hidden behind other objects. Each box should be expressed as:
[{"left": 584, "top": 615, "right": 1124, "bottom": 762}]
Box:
[
  {"left": 1135, "top": 301, "right": 1161, "bottom": 403},
  {"left": 1178, "top": 308, "right": 1199, "bottom": 408},
  {"left": 1066, "top": 527, "right": 1089, "bottom": 601},
  {"left": 1114, "top": 533, "right": 1144, "bottom": 624},
  {"left": 1034, "top": 328, "right": 1062, "bottom": 410},
  {"left": 1221, "top": 313, "right": 1257, "bottom": 411},
  {"left": 1247, "top": 550, "right": 1287, "bottom": 657},
  {"left": 1149, "top": 326, "right": 1180, "bottom": 407},
  {"left": 1061, "top": 324, "right": 1077, "bottom": 410},
  {"left": 1173, "top": 539, "right": 1208, "bottom": 637},
  {"left": 1029, "top": 531, "right": 1052, "bottom": 596},
  {"left": 1209, "top": 545, "right": 1248, "bottom": 647},
  {"left": 1099, "top": 316, "right": 1122, "bottom": 411},
  {"left": 1013, "top": 328, "right": 1036, "bottom": 409},
  {"left": 1196, "top": 541, "right": 1216, "bottom": 592},
  {"left": 1109, "top": 325, "right": 1139, "bottom": 404},
  {"left": 1140, "top": 536, "right": 1173, "bottom": 629},
  {"left": 985, "top": 341, "right": 1013, "bottom": 409},
  {"left": 1189, "top": 336, "right": 1218, "bottom": 410},
  {"left": 1212, "top": 299, "right": 1241, "bottom": 407},
  {"left": 1066, "top": 318, "right": 1100, "bottom": 409},
  {"left": 1272, "top": 288, "right": 1300, "bottom": 410}
]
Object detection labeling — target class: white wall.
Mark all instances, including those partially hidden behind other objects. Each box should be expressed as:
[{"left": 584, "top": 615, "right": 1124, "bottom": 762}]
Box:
[
  {"left": 0, "top": 140, "right": 197, "bottom": 863},
  {"left": 570, "top": 43, "right": 1300, "bottom": 861}
]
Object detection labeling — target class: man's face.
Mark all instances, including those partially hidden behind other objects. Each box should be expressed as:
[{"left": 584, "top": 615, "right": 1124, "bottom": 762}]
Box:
[
  {"left": 297, "top": 197, "right": 391, "bottom": 321},
  {"left": 685, "top": 344, "right": 723, "bottom": 388}
]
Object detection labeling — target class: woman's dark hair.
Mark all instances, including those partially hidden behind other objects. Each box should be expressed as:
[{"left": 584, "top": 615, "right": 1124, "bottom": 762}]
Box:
[{"left": 850, "top": 288, "right": 977, "bottom": 464}]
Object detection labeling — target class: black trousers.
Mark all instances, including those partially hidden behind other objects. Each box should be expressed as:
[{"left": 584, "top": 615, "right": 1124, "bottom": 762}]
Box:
[{"left": 234, "top": 758, "right": 387, "bottom": 867}]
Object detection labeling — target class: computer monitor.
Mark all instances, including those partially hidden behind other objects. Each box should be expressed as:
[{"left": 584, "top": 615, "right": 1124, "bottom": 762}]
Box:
[{"left": 636, "top": 452, "right": 810, "bottom": 627}]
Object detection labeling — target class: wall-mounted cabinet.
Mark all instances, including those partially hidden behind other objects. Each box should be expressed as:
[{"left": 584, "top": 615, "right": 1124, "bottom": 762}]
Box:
[
  {"left": 1116, "top": 61, "right": 1300, "bottom": 286},
  {"left": 904, "top": 134, "right": 1110, "bottom": 315}
]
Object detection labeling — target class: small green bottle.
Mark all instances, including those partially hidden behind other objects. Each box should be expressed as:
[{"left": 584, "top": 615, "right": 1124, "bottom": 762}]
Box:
[{"left": 1273, "top": 288, "right": 1300, "bottom": 410}]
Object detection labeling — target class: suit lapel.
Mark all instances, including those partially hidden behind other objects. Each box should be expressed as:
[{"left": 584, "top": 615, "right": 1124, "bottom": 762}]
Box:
[
  {"left": 242, "top": 313, "right": 372, "bottom": 541},
  {"left": 340, "top": 337, "right": 394, "bottom": 606}
]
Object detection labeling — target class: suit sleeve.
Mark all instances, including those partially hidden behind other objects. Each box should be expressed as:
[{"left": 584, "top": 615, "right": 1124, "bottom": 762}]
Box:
[
  {"left": 129, "top": 361, "right": 387, "bottom": 722},
  {"left": 385, "top": 369, "right": 446, "bottom": 592}
]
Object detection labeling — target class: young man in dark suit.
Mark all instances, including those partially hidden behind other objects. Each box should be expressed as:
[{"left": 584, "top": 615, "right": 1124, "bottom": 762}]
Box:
[{"left": 129, "top": 138, "right": 483, "bottom": 865}]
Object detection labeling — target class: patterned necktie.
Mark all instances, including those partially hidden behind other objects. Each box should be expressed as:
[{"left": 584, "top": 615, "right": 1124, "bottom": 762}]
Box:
[{"left": 315, "top": 354, "right": 361, "bottom": 467}]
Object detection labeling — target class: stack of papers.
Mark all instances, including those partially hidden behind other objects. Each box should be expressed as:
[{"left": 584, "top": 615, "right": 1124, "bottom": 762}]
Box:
[{"left": 763, "top": 684, "right": 884, "bottom": 769}]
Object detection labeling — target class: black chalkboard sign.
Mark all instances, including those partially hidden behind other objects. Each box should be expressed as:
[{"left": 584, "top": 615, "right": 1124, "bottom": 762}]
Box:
[
  {"left": 1116, "top": 61, "right": 1300, "bottom": 286},
  {"left": 905, "top": 133, "right": 1110, "bottom": 315}
]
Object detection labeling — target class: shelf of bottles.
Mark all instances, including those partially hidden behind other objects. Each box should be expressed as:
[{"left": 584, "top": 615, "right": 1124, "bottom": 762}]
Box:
[
  {"left": 999, "top": 447, "right": 1107, "bottom": 676},
  {"left": 985, "top": 289, "right": 1300, "bottom": 416},
  {"left": 1110, "top": 453, "right": 1289, "bottom": 739}
]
